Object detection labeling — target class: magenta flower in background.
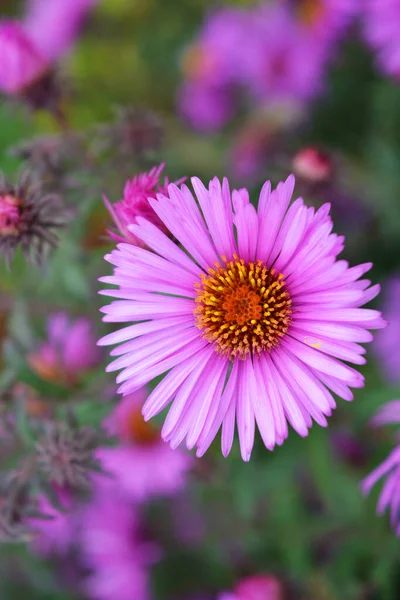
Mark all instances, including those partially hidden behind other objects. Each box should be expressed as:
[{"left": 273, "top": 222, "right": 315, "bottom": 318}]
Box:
[
  {"left": 0, "top": 0, "right": 96, "bottom": 98},
  {"left": 0, "top": 21, "right": 48, "bottom": 95},
  {"left": 373, "top": 277, "right": 400, "bottom": 384},
  {"left": 177, "top": 3, "right": 331, "bottom": 131},
  {"left": 177, "top": 6, "right": 247, "bottom": 131},
  {"left": 24, "top": 0, "right": 97, "bottom": 61},
  {"left": 219, "top": 574, "right": 283, "bottom": 600},
  {"left": 180, "top": 7, "right": 249, "bottom": 88},
  {"left": 29, "top": 312, "right": 101, "bottom": 386},
  {"left": 99, "top": 173, "right": 384, "bottom": 461},
  {"left": 81, "top": 491, "right": 160, "bottom": 600},
  {"left": 29, "top": 485, "right": 75, "bottom": 556},
  {"left": 97, "top": 388, "right": 191, "bottom": 502},
  {"left": 362, "top": 400, "right": 400, "bottom": 534},
  {"left": 363, "top": 0, "right": 400, "bottom": 80},
  {"left": 104, "top": 164, "right": 185, "bottom": 245},
  {"left": 243, "top": 4, "right": 328, "bottom": 105}
]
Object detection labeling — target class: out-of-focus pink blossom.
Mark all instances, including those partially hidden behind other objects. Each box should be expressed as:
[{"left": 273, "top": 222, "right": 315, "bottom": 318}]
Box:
[
  {"left": 97, "top": 388, "right": 191, "bottom": 502},
  {"left": 29, "top": 312, "right": 101, "bottom": 386},
  {"left": 0, "top": 21, "right": 48, "bottom": 95},
  {"left": 29, "top": 484, "right": 75, "bottom": 556},
  {"left": 24, "top": 0, "right": 97, "bottom": 61},
  {"left": 363, "top": 0, "right": 400, "bottom": 81},
  {"left": 292, "top": 147, "right": 333, "bottom": 184},
  {"left": 243, "top": 4, "right": 328, "bottom": 105},
  {"left": 81, "top": 491, "right": 160, "bottom": 600}
]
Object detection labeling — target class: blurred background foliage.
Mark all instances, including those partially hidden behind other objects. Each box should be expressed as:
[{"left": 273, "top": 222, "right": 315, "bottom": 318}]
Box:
[{"left": 0, "top": 0, "right": 400, "bottom": 599}]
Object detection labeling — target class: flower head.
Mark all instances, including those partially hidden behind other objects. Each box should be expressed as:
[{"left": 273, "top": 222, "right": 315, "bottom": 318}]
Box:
[
  {"left": 219, "top": 574, "right": 283, "bottom": 600},
  {"left": 81, "top": 491, "right": 160, "bottom": 600},
  {"left": 0, "top": 21, "right": 48, "bottom": 95},
  {"left": 242, "top": 4, "right": 328, "bottom": 105},
  {"left": 0, "top": 171, "right": 66, "bottom": 267},
  {"left": 97, "top": 388, "right": 191, "bottom": 502},
  {"left": 29, "top": 312, "right": 101, "bottom": 386},
  {"left": 363, "top": 0, "right": 400, "bottom": 80},
  {"left": 373, "top": 277, "right": 400, "bottom": 384},
  {"left": 99, "top": 174, "right": 384, "bottom": 461},
  {"left": 362, "top": 400, "right": 400, "bottom": 534},
  {"left": 104, "top": 164, "right": 185, "bottom": 245}
]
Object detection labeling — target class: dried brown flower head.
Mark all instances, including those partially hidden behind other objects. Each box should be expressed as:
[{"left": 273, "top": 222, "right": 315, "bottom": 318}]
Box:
[{"left": 35, "top": 413, "right": 101, "bottom": 490}]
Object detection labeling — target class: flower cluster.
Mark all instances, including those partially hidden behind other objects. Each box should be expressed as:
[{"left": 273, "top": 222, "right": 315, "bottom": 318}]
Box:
[{"left": 178, "top": 1, "right": 359, "bottom": 132}]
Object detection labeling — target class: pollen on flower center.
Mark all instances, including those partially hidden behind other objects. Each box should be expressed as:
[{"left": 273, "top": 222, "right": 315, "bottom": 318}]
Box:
[{"left": 195, "top": 256, "right": 292, "bottom": 359}]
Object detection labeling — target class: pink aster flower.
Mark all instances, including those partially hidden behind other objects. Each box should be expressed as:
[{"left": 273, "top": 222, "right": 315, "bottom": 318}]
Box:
[
  {"left": 24, "top": 0, "right": 97, "bottom": 61},
  {"left": 29, "top": 484, "right": 76, "bottom": 556},
  {"left": 362, "top": 400, "right": 400, "bottom": 534},
  {"left": 363, "top": 0, "right": 400, "bottom": 80},
  {"left": 99, "top": 173, "right": 384, "bottom": 461},
  {"left": 104, "top": 164, "right": 185, "bottom": 245},
  {"left": 219, "top": 574, "right": 283, "bottom": 600},
  {"left": 81, "top": 491, "right": 160, "bottom": 600},
  {"left": 97, "top": 388, "right": 191, "bottom": 502},
  {"left": 243, "top": 4, "right": 328, "bottom": 105},
  {"left": 29, "top": 312, "right": 101, "bottom": 386},
  {"left": 0, "top": 21, "right": 48, "bottom": 95},
  {"left": 373, "top": 277, "right": 400, "bottom": 384}
]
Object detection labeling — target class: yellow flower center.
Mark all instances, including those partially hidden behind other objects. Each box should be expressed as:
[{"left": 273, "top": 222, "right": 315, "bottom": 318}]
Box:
[{"left": 195, "top": 256, "right": 292, "bottom": 360}]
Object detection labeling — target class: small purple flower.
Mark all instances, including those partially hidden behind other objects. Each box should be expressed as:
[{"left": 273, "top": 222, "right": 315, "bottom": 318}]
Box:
[
  {"left": 29, "top": 312, "right": 101, "bottom": 386},
  {"left": 97, "top": 388, "right": 191, "bottom": 502},
  {"left": 362, "top": 400, "right": 400, "bottom": 534},
  {"left": 363, "top": 0, "right": 400, "bottom": 81},
  {"left": 374, "top": 277, "right": 400, "bottom": 384},
  {"left": 81, "top": 491, "right": 160, "bottom": 600}
]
